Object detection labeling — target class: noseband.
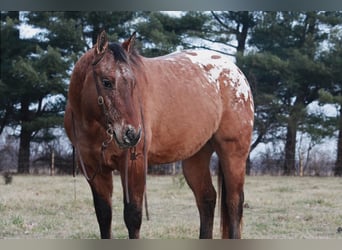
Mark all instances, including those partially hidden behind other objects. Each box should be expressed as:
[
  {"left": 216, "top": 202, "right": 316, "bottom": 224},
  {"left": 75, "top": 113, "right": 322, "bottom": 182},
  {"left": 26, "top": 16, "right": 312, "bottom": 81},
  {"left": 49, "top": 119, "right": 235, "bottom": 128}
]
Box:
[{"left": 92, "top": 57, "right": 115, "bottom": 150}]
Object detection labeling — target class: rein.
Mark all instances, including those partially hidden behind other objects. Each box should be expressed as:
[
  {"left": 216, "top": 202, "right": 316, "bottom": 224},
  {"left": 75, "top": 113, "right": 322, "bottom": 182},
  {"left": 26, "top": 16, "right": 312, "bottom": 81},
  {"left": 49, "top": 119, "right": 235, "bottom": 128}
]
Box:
[
  {"left": 71, "top": 111, "right": 101, "bottom": 182},
  {"left": 69, "top": 56, "right": 114, "bottom": 182}
]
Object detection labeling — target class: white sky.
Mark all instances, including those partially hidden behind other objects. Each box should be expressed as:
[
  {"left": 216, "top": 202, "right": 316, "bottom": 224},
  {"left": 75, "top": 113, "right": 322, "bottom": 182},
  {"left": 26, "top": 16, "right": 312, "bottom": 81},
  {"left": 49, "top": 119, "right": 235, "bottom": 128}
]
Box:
[{"left": 19, "top": 23, "right": 39, "bottom": 39}]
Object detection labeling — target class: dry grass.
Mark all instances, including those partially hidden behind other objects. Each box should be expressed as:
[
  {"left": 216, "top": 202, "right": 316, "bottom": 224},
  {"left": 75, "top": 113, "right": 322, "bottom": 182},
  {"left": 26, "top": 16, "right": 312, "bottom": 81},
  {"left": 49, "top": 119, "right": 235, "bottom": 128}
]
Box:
[{"left": 0, "top": 174, "right": 341, "bottom": 239}]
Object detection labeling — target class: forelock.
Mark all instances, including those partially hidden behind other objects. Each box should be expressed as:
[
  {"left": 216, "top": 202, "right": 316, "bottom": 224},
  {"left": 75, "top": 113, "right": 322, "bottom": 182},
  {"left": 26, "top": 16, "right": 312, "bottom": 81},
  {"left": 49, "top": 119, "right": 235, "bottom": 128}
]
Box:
[{"left": 108, "top": 42, "right": 129, "bottom": 63}]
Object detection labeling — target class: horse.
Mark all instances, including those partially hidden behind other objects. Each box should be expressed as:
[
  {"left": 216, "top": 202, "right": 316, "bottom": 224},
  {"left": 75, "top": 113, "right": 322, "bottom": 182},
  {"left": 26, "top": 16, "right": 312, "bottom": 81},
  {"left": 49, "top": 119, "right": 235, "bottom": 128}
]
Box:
[{"left": 64, "top": 31, "right": 254, "bottom": 239}]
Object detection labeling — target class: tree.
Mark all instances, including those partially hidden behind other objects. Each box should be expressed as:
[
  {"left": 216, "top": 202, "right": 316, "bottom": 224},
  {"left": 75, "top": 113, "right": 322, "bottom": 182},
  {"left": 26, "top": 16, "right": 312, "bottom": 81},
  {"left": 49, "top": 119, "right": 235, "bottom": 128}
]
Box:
[
  {"left": 1, "top": 12, "right": 69, "bottom": 173},
  {"left": 210, "top": 11, "right": 258, "bottom": 55},
  {"left": 319, "top": 20, "right": 342, "bottom": 175},
  {"left": 134, "top": 11, "right": 209, "bottom": 57},
  {"left": 241, "top": 11, "right": 338, "bottom": 175},
  {"left": 198, "top": 11, "right": 259, "bottom": 174},
  {"left": 1, "top": 12, "right": 35, "bottom": 135},
  {"left": 2, "top": 11, "right": 162, "bottom": 173}
]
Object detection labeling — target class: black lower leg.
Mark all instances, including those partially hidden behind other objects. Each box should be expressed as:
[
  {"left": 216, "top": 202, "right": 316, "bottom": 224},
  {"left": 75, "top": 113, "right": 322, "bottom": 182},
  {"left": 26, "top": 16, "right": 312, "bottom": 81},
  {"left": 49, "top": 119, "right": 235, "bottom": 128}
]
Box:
[
  {"left": 199, "top": 197, "right": 216, "bottom": 238},
  {"left": 91, "top": 186, "right": 112, "bottom": 239},
  {"left": 124, "top": 202, "right": 142, "bottom": 239},
  {"left": 228, "top": 191, "right": 244, "bottom": 239},
  {"left": 198, "top": 187, "right": 216, "bottom": 239}
]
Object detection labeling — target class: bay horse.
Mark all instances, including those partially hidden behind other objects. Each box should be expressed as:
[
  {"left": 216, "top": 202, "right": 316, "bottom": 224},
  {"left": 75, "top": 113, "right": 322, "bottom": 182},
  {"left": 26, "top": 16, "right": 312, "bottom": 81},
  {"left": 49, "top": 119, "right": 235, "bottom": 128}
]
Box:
[{"left": 64, "top": 31, "right": 254, "bottom": 239}]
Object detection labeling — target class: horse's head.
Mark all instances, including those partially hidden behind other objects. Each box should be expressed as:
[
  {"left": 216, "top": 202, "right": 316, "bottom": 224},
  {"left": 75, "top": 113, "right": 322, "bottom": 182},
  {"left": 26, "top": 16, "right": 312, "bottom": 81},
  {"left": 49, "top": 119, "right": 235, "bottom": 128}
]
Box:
[{"left": 91, "top": 31, "right": 142, "bottom": 149}]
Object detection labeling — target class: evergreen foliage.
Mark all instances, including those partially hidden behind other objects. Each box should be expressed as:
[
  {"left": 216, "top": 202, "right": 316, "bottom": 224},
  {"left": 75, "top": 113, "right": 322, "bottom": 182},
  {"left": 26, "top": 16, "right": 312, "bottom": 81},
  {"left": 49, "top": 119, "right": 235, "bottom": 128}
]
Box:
[{"left": 1, "top": 11, "right": 342, "bottom": 175}]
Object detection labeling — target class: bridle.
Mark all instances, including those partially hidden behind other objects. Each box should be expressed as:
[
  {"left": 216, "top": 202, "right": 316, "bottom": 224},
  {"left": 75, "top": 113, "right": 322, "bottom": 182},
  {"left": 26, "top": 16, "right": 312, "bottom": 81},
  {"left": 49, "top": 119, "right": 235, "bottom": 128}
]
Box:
[
  {"left": 92, "top": 54, "right": 115, "bottom": 150},
  {"left": 70, "top": 54, "right": 115, "bottom": 182},
  {"left": 71, "top": 49, "right": 148, "bottom": 206}
]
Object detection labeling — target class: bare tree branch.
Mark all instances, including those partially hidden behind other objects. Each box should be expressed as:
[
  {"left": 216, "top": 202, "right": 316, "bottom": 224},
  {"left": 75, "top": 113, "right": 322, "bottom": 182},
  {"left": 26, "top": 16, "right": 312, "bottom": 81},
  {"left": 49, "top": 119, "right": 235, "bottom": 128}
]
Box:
[
  {"left": 187, "top": 45, "right": 236, "bottom": 57},
  {"left": 211, "top": 11, "right": 237, "bottom": 34},
  {"left": 199, "top": 37, "right": 237, "bottom": 49}
]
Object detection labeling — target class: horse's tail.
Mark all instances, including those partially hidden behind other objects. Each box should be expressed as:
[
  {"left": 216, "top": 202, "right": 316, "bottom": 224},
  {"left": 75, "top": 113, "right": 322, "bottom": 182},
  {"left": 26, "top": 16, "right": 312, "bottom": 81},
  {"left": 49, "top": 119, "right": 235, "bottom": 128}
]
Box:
[{"left": 217, "top": 160, "right": 228, "bottom": 238}]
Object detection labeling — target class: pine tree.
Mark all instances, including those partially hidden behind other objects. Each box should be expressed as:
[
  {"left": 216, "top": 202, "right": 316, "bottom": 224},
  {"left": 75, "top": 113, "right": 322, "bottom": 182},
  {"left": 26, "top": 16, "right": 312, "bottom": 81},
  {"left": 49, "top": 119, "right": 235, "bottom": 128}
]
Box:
[
  {"left": 210, "top": 11, "right": 257, "bottom": 55},
  {"left": 134, "top": 11, "right": 209, "bottom": 57},
  {"left": 319, "top": 18, "right": 342, "bottom": 175},
  {"left": 1, "top": 12, "right": 69, "bottom": 173},
  {"left": 241, "top": 11, "right": 337, "bottom": 175}
]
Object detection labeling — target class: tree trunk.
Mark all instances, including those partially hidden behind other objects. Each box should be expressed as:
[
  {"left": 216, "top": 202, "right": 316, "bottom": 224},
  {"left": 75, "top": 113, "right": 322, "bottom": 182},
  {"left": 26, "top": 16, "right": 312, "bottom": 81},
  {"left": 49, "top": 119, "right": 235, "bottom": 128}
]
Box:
[
  {"left": 283, "top": 120, "right": 297, "bottom": 176},
  {"left": 283, "top": 98, "right": 306, "bottom": 176},
  {"left": 236, "top": 11, "right": 250, "bottom": 54},
  {"left": 17, "top": 125, "right": 31, "bottom": 174},
  {"left": 283, "top": 100, "right": 305, "bottom": 176},
  {"left": 17, "top": 100, "right": 32, "bottom": 174},
  {"left": 50, "top": 149, "right": 55, "bottom": 176},
  {"left": 335, "top": 107, "right": 342, "bottom": 176}
]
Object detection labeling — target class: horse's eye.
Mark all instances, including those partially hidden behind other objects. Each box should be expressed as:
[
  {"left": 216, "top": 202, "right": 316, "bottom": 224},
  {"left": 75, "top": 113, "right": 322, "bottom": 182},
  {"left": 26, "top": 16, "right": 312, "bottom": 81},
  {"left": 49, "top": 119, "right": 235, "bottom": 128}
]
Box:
[{"left": 102, "top": 79, "right": 113, "bottom": 89}]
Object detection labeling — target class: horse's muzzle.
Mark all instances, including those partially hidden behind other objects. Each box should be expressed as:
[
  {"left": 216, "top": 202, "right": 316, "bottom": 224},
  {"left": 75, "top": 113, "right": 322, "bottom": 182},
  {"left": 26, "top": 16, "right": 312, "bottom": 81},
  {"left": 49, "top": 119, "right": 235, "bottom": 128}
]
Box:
[{"left": 115, "top": 125, "right": 142, "bottom": 149}]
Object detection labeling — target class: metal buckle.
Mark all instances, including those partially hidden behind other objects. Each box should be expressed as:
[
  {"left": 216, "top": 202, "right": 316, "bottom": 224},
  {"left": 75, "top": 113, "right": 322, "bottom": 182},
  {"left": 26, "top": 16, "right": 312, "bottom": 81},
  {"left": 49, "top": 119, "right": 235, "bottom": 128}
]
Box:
[
  {"left": 98, "top": 96, "right": 104, "bottom": 105},
  {"left": 106, "top": 127, "right": 114, "bottom": 136}
]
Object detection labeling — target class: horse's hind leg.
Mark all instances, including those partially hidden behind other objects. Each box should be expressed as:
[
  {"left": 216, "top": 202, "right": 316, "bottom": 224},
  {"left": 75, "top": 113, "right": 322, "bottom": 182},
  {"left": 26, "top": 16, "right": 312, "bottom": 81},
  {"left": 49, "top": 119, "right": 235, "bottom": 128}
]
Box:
[
  {"left": 182, "top": 143, "right": 216, "bottom": 239},
  {"left": 214, "top": 139, "right": 248, "bottom": 239}
]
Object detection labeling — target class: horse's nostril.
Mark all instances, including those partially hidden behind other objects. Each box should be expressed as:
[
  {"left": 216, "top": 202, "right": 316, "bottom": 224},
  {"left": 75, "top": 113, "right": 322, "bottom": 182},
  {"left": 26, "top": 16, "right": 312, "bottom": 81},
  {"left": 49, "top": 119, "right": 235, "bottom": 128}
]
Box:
[
  {"left": 124, "top": 126, "right": 141, "bottom": 146},
  {"left": 126, "top": 128, "right": 136, "bottom": 141}
]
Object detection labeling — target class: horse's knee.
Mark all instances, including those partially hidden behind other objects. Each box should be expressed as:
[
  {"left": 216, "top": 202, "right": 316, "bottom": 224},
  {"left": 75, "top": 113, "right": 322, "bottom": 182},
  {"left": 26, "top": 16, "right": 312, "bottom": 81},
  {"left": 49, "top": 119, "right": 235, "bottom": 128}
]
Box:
[{"left": 124, "top": 202, "right": 143, "bottom": 239}]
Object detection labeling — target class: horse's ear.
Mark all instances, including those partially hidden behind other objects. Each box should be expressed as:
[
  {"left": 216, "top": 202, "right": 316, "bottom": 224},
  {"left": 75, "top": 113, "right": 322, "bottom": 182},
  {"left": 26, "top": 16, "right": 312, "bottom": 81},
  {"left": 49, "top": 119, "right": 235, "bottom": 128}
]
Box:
[
  {"left": 95, "top": 30, "right": 108, "bottom": 55},
  {"left": 122, "top": 32, "right": 136, "bottom": 53}
]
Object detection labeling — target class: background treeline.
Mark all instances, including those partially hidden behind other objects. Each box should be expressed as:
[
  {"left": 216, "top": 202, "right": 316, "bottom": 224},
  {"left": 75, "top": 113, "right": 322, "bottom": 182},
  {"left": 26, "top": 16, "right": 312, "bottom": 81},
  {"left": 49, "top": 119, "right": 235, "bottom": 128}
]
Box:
[{"left": 1, "top": 11, "right": 342, "bottom": 176}]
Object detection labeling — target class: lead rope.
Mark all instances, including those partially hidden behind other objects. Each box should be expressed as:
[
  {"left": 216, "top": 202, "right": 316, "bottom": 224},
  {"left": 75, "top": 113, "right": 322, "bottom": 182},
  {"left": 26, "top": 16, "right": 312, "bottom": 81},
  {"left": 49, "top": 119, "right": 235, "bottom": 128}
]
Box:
[
  {"left": 123, "top": 88, "right": 149, "bottom": 220},
  {"left": 143, "top": 139, "right": 150, "bottom": 221},
  {"left": 125, "top": 151, "right": 130, "bottom": 203},
  {"left": 138, "top": 87, "right": 149, "bottom": 221},
  {"left": 125, "top": 145, "right": 149, "bottom": 220},
  {"left": 125, "top": 147, "right": 141, "bottom": 204},
  {"left": 138, "top": 91, "right": 150, "bottom": 221}
]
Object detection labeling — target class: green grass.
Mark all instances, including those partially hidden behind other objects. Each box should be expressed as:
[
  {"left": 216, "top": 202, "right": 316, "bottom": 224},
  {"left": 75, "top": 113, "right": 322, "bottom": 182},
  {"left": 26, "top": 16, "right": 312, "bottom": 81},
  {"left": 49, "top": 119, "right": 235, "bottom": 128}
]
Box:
[{"left": 0, "top": 175, "right": 341, "bottom": 239}]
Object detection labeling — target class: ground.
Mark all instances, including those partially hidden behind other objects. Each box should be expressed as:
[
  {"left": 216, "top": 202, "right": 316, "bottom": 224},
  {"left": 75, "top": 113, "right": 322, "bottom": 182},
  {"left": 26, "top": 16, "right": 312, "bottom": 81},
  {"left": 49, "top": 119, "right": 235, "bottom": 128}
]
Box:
[{"left": 0, "top": 175, "right": 341, "bottom": 239}]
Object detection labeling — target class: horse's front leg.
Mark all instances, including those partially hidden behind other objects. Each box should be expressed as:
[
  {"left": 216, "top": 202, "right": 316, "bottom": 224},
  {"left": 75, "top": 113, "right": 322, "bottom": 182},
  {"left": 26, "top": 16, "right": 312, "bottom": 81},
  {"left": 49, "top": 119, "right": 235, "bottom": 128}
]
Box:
[
  {"left": 120, "top": 156, "right": 146, "bottom": 239},
  {"left": 88, "top": 169, "right": 113, "bottom": 239}
]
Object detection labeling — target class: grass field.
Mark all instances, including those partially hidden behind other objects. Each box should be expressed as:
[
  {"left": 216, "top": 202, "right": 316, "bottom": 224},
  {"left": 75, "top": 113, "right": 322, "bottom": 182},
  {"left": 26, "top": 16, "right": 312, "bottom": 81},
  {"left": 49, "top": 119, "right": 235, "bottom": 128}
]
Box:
[{"left": 0, "top": 174, "right": 341, "bottom": 239}]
